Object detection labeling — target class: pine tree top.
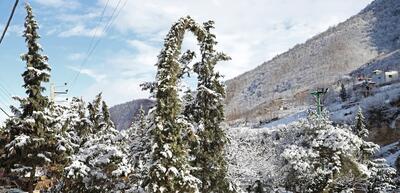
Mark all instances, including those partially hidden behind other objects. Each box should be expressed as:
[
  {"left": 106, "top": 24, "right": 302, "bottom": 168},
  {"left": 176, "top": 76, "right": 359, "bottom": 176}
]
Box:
[{"left": 20, "top": 3, "right": 51, "bottom": 117}]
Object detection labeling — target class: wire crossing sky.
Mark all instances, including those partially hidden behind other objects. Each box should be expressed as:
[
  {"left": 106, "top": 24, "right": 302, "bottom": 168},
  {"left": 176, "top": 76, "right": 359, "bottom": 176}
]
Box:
[{"left": 0, "top": 0, "right": 373, "bottom": 122}]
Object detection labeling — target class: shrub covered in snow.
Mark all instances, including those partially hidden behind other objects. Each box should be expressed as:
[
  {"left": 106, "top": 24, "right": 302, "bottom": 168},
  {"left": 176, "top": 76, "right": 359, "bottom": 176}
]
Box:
[{"left": 227, "top": 110, "right": 398, "bottom": 192}]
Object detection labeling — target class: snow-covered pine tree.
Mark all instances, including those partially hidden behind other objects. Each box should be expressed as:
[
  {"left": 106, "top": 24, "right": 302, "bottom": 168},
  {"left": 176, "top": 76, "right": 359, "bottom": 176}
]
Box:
[
  {"left": 0, "top": 4, "right": 59, "bottom": 193},
  {"left": 126, "top": 105, "right": 153, "bottom": 192},
  {"left": 64, "top": 96, "right": 132, "bottom": 192},
  {"left": 354, "top": 107, "right": 368, "bottom": 138},
  {"left": 101, "top": 100, "right": 114, "bottom": 130},
  {"left": 191, "top": 20, "right": 233, "bottom": 193},
  {"left": 68, "top": 97, "right": 91, "bottom": 140},
  {"left": 147, "top": 16, "right": 207, "bottom": 193},
  {"left": 182, "top": 89, "right": 195, "bottom": 120},
  {"left": 45, "top": 103, "right": 77, "bottom": 177},
  {"left": 366, "top": 158, "right": 397, "bottom": 192},
  {"left": 0, "top": 124, "right": 6, "bottom": 168},
  {"left": 281, "top": 111, "right": 367, "bottom": 192},
  {"left": 87, "top": 93, "right": 103, "bottom": 133},
  {"left": 340, "top": 83, "right": 347, "bottom": 102},
  {"left": 279, "top": 109, "right": 398, "bottom": 193},
  {"left": 138, "top": 105, "right": 147, "bottom": 131},
  {"left": 353, "top": 109, "right": 397, "bottom": 192}
]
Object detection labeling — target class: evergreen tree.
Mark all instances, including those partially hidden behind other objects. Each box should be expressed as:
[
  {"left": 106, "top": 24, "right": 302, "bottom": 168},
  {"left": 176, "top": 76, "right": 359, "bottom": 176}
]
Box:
[
  {"left": 191, "top": 20, "right": 233, "bottom": 192},
  {"left": 101, "top": 100, "right": 114, "bottom": 130},
  {"left": 64, "top": 96, "right": 132, "bottom": 192},
  {"left": 64, "top": 128, "right": 132, "bottom": 192},
  {"left": 282, "top": 112, "right": 366, "bottom": 192},
  {"left": 354, "top": 107, "right": 368, "bottom": 138},
  {"left": 126, "top": 105, "right": 152, "bottom": 192},
  {"left": 87, "top": 93, "right": 103, "bottom": 133},
  {"left": 47, "top": 103, "right": 78, "bottom": 177},
  {"left": 280, "top": 110, "right": 397, "bottom": 193},
  {"left": 69, "top": 97, "right": 91, "bottom": 139},
  {"left": 366, "top": 158, "right": 397, "bottom": 192},
  {"left": 138, "top": 105, "right": 147, "bottom": 131},
  {"left": 147, "top": 16, "right": 207, "bottom": 193},
  {"left": 339, "top": 83, "right": 347, "bottom": 102},
  {"left": 0, "top": 4, "right": 59, "bottom": 193}
]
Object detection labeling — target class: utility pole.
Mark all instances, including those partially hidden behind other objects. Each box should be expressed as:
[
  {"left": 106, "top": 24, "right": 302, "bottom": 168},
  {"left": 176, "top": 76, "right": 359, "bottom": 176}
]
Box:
[
  {"left": 49, "top": 83, "right": 68, "bottom": 103},
  {"left": 311, "top": 88, "right": 328, "bottom": 115}
]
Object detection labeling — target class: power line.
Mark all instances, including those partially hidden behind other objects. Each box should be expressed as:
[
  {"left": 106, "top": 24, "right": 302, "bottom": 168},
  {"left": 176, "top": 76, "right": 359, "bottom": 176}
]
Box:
[
  {"left": 70, "top": 0, "right": 124, "bottom": 88},
  {"left": 0, "top": 88, "right": 11, "bottom": 103},
  {"left": 0, "top": 0, "right": 19, "bottom": 46},
  {"left": 69, "top": 0, "right": 124, "bottom": 90},
  {"left": 0, "top": 98, "right": 10, "bottom": 111},
  {"left": 103, "top": 0, "right": 127, "bottom": 34},
  {"left": 0, "top": 106, "right": 10, "bottom": 118},
  {"left": 0, "top": 71, "right": 17, "bottom": 96},
  {"left": 80, "top": 0, "right": 127, "bottom": 65},
  {"left": 0, "top": 0, "right": 18, "bottom": 116},
  {"left": 0, "top": 80, "right": 13, "bottom": 104},
  {"left": 0, "top": 76, "right": 15, "bottom": 106},
  {"left": 0, "top": 0, "right": 19, "bottom": 115},
  {"left": 85, "top": 0, "right": 111, "bottom": 56},
  {"left": 0, "top": 82, "right": 13, "bottom": 98},
  {"left": 0, "top": 92, "right": 11, "bottom": 118}
]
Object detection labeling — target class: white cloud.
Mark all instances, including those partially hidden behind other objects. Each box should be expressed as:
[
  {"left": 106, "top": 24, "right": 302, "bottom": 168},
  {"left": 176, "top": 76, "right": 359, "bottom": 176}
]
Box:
[
  {"left": 68, "top": 53, "right": 85, "bottom": 61},
  {"left": 104, "top": 0, "right": 374, "bottom": 79},
  {"left": 45, "top": 0, "right": 375, "bottom": 105},
  {"left": 73, "top": 41, "right": 160, "bottom": 105},
  {"left": 68, "top": 66, "right": 106, "bottom": 82},
  {"left": 34, "top": 0, "right": 80, "bottom": 9},
  {"left": 59, "top": 24, "right": 105, "bottom": 37},
  {"left": 82, "top": 77, "right": 150, "bottom": 106},
  {"left": 125, "top": 39, "right": 159, "bottom": 68},
  {"left": 0, "top": 24, "right": 24, "bottom": 37},
  {"left": 56, "top": 12, "right": 101, "bottom": 22}
]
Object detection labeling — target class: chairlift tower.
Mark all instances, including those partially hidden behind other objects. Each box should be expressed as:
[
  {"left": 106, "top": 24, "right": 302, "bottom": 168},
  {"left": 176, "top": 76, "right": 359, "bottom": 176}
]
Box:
[{"left": 311, "top": 88, "right": 328, "bottom": 115}]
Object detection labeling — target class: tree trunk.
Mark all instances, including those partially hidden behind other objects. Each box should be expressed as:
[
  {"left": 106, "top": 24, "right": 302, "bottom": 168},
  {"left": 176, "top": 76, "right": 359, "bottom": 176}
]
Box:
[{"left": 28, "top": 166, "right": 36, "bottom": 193}]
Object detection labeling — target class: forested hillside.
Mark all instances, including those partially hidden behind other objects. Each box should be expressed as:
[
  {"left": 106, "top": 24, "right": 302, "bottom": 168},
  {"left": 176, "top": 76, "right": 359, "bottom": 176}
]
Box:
[{"left": 225, "top": 0, "right": 400, "bottom": 125}]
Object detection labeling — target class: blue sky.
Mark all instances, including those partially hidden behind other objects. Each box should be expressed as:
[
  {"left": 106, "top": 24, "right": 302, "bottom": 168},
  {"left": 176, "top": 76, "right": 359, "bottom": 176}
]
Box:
[{"left": 0, "top": 0, "right": 373, "bottom": 121}]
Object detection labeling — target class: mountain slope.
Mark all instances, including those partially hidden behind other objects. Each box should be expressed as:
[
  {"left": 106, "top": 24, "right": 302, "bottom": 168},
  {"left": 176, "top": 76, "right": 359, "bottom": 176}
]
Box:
[
  {"left": 109, "top": 99, "right": 155, "bottom": 130},
  {"left": 225, "top": 0, "right": 400, "bottom": 124}
]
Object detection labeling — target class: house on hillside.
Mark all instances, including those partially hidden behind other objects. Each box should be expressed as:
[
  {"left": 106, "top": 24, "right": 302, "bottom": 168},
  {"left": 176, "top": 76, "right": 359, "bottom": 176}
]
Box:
[
  {"left": 353, "top": 76, "right": 376, "bottom": 97},
  {"left": 372, "top": 70, "right": 384, "bottom": 84},
  {"left": 385, "top": 71, "right": 399, "bottom": 82},
  {"left": 371, "top": 70, "right": 399, "bottom": 84}
]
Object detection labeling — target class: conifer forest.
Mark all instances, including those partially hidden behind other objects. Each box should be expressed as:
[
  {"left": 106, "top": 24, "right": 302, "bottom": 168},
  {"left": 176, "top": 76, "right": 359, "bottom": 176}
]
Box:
[{"left": 1, "top": 1, "right": 400, "bottom": 193}]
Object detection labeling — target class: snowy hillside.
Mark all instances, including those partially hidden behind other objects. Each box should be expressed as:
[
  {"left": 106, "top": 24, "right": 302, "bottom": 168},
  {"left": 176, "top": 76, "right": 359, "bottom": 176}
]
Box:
[
  {"left": 225, "top": 0, "right": 400, "bottom": 125},
  {"left": 240, "top": 72, "right": 400, "bottom": 145},
  {"left": 378, "top": 141, "right": 400, "bottom": 167},
  {"left": 327, "top": 81, "right": 400, "bottom": 145},
  {"left": 351, "top": 50, "right": 400, "bottom": 77}
]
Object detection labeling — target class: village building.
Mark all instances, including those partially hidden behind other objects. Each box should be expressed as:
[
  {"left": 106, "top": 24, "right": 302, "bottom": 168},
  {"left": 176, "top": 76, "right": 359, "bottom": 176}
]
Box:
[
  {"left": 371, "top": 70, "right": 399, "bottom": 84},
  {"left": 353, "top": 76, "right": 376, "bottom": 97},
  {"left": 385, "top": 71, "right": 399, "bottom": 82}
]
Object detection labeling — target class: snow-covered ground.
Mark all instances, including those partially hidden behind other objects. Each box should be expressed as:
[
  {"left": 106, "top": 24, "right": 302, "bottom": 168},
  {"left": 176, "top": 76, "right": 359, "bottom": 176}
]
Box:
[
  {"left": 258, "top": 110, "right": 307, "bottom": 129},
  {"left": 329, "top": 81, "right": 400, "bottom": 125},
  {"left": 378, "top": 141, "right": 400, "bottom": 167},
  {"left": 226, "top": 126, "right": 280, "bottom": 187},
  {"left": 227, "top": 81, "right": 400, "bottom": 189}
]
